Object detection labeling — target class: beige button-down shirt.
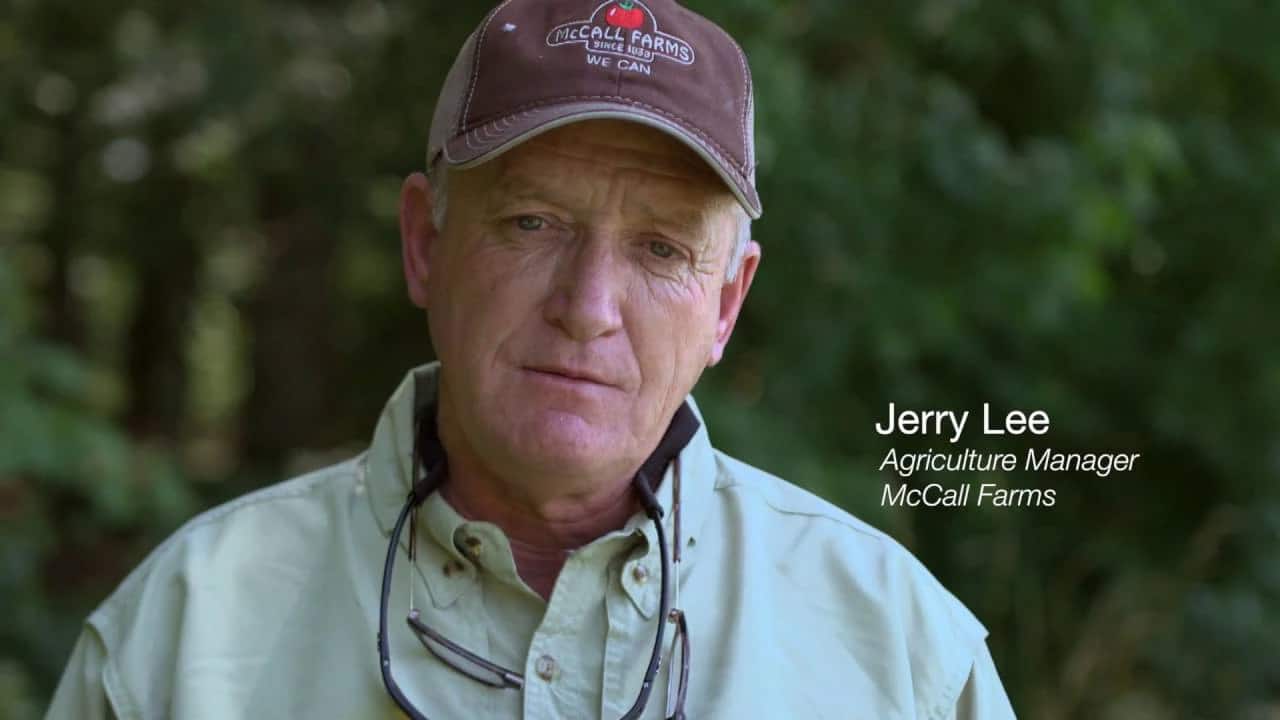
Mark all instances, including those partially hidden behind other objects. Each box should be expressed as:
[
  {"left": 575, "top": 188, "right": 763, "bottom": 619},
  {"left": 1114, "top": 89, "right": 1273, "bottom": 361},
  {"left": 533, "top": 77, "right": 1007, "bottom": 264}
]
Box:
[{"left": 47, "top": 363, "right": 1016, "bottom": 719}]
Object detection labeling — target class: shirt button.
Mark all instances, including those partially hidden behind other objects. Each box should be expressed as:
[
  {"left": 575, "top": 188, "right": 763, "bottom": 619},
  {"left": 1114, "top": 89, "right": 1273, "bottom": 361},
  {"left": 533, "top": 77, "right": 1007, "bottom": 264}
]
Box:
[
  {"left": 462, "top": 535, "right": 483, "bottom": 559},
  {"left": 534, "top": 654, "right": 557, "bottom": 681},
  {"left": 630, "top": 564, "right": 650, "bottom": 584}
]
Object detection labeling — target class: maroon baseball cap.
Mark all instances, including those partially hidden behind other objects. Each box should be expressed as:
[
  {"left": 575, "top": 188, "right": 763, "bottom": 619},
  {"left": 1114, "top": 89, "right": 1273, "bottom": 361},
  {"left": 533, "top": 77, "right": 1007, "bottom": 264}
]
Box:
[{"left": 427, "top": 0, "right": 762, "bottom": 219}]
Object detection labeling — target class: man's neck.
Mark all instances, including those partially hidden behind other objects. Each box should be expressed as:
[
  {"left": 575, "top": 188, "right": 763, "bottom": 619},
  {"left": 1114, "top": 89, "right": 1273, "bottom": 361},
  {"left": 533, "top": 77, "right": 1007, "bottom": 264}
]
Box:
[
  {"left": 426, "top": 377, "right": 677, "bottom": 601},
  {"left": 440, "top": 465, "right": 639, "bottom": 601}
]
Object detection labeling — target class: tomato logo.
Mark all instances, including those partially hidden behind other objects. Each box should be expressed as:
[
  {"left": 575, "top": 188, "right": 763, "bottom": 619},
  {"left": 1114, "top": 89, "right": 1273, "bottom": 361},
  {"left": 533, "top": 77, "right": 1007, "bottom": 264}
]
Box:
[{"left": 605, "top": 1, "right": 644, "bottom": 29}]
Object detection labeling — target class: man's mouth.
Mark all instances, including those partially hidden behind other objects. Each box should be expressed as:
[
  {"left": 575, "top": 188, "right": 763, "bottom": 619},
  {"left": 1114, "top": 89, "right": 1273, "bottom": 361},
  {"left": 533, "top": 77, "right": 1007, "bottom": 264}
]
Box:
[{"left": 525, "top": 365, "right": 616, "bottom": 388}]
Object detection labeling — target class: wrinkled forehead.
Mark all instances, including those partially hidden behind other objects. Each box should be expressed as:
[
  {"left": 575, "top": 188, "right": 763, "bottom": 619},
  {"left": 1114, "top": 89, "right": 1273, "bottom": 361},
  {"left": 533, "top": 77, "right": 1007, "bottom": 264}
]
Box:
[
  {"left": 477, "top": 119, "right": 729, "bottom": 193},
  {"left": 446, "top": 120, "right": 740, "bottom": 237},
  {"left": 527, "top": 120, "right": 722, "bottom": 178}
]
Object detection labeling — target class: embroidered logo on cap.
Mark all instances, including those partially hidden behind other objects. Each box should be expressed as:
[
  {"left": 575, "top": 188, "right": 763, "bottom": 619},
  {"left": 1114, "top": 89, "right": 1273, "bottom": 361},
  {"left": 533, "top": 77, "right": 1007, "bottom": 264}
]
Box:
[{"left": 546, "top": 1, "right": 695, "bottom": 76}]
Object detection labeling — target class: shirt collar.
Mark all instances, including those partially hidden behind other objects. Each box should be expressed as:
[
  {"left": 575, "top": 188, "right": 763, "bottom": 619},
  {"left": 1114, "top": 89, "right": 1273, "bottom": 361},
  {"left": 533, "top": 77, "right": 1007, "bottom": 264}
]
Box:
[{"left": 364, "top": 362, "right": 721, "bottom": 563}]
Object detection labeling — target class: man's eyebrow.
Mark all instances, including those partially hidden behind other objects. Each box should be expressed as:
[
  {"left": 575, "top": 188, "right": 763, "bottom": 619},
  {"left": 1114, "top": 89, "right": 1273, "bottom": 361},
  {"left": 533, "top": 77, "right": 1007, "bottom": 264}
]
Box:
[
  {"left": 486, "top": 170, "right": 726, "bottom": 242},
  {"left": 484, "top": 174, "right": 567, "bottom": 207},
  {"left": 630, "top": 199, "right": 721, "bottom": 240}
]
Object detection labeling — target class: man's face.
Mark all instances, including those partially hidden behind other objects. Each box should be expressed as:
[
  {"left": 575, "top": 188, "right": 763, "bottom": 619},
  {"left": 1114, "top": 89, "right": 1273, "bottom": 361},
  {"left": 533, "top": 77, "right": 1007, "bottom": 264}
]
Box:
[{"left": 400, "top": 120, "right": 760, "bottom": 487}]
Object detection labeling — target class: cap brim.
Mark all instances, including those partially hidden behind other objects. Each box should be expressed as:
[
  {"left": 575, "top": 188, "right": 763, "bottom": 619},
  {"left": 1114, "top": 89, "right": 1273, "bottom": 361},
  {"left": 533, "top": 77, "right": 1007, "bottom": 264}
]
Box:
[{"left": 441, "top": 101, "right": 762, "bottom": 219}]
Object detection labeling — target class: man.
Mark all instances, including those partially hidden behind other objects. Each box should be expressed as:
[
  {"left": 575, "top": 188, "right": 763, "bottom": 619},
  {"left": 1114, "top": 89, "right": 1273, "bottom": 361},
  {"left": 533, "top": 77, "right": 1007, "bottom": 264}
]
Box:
[{"left": 48, "top": 0, "right": 1016, "bottom": 718}]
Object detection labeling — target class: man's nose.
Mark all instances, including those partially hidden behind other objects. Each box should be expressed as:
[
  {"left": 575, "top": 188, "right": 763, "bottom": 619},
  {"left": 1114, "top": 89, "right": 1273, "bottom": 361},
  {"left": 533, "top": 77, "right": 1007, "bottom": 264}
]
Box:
[{"left": 543, "top": 233, "right": 625, "bottom": 342}]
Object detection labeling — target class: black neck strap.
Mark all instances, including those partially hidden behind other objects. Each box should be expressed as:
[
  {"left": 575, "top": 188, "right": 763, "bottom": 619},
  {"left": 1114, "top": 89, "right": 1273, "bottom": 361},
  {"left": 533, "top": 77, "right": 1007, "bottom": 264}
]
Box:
[{"left": 408, "top": 400, "right": 701, "bottom": 507}]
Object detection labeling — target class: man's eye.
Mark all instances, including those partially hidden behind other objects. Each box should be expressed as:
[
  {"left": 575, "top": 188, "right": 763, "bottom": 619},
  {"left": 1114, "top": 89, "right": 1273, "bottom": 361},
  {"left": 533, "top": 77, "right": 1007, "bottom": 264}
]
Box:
[
  {"left": 515, "top": 215, "right": 545, "bottom": 231},
  {"left": 648, "top": 240, "right": 676, "bottom": 259}
]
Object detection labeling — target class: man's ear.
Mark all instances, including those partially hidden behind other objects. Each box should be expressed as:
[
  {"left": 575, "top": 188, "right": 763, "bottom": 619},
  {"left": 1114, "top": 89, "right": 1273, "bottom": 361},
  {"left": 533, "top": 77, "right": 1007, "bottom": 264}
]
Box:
[
  {"left": 707, "top": 240, "right": 761, "bottom": 367},
  {"left": 400, "top": 172, "right": 439, "bottom": 309}
]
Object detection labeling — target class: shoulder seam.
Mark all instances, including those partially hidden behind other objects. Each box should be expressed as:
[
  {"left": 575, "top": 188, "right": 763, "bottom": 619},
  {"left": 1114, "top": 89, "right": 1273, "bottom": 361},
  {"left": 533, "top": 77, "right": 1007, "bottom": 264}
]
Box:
[
  {"left": 174, "top": 456, "right": 361, "bottom": 536},
  {"left": 93, "top": 457, "right": 362, "bottom": 629},
  {"left": 100, "top": 632, "right": 142, "bottom": 720},
  {"left": 927, "top": 651, "right": 981, "bottom": 720},
  {"left": 713, "top": 458, "right": 889, "bottom": 544}
]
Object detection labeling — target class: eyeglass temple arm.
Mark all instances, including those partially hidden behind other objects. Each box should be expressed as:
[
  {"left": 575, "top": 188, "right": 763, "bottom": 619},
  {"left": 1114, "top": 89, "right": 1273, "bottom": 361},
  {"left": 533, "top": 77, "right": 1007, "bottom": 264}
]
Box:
[{"left": 407, "top": 611, "right": 525, "bottom": 689}]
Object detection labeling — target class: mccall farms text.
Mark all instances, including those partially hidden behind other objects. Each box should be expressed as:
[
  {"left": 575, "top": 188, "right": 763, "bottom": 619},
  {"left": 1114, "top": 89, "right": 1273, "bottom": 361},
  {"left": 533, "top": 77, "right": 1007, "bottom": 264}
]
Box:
[{"left": 874, "top": 403, "right": 1142, "bottom": 508}]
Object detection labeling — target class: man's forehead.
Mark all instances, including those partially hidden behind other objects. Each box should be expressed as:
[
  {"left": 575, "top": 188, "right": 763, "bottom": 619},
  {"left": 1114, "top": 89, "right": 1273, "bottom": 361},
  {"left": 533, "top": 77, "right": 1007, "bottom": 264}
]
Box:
[{"left": 495, "top": 119, "right": 724, "bottom": 185}]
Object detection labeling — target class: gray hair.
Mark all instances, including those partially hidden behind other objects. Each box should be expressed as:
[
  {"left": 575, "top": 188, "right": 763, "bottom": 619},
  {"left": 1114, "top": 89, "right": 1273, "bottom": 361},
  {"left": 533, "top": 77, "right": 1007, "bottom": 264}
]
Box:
[{"left": 428, "top": 164, "right": 751, "bottom": 282}]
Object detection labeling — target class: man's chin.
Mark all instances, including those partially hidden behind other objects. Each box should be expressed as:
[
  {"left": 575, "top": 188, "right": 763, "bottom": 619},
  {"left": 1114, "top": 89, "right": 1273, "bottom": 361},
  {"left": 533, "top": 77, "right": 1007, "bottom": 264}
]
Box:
[{"left": 501, "top": 417, "right": 628, "bottom": 476}]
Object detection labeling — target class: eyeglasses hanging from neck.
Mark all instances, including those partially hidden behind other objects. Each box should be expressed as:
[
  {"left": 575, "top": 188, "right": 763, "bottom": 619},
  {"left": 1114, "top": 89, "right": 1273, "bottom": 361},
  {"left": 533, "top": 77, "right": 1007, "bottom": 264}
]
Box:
[{"left": 377, "top": 399, "right": 699, "bottom": 720}]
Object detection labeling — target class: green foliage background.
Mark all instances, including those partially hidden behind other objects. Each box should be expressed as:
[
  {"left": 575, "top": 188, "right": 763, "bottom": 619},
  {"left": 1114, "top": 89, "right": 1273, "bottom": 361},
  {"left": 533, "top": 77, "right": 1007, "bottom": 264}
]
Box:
[{"left": 2, "top": 0, "right": 1278, "bottom": 717}]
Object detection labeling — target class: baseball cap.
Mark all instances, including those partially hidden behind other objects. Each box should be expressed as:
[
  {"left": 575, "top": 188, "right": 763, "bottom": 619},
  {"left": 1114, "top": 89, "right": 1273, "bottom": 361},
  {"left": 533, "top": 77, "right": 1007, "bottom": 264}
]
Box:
[{"left": 427, "top": 0, "right": 762, "bottom": 219}]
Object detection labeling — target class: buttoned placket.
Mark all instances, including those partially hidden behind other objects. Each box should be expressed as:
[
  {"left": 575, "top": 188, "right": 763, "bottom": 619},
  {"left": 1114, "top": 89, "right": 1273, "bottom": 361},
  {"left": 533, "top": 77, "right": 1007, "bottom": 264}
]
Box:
[{"left": 522, "top": 532, "right": 636, "bottom": 720}]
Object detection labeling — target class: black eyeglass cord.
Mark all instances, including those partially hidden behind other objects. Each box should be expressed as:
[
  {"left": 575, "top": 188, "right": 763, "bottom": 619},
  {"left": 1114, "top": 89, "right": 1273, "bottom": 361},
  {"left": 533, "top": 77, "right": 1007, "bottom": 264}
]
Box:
[
  {"left": 619, "top": 472, "right": 670, "bottom": 720},
  {"left": 377, "top": 459, "right": 446, "bottom": 720}
]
